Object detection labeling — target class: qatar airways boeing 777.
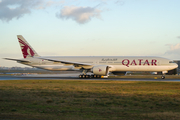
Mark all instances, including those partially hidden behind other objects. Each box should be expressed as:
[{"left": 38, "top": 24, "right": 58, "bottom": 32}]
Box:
[{"left": 5, "top": 35, "right": 178, "bottom": 79}]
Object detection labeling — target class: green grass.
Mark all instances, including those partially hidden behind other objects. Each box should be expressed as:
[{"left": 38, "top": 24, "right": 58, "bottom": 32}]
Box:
[{"left": 0, "top": 80, "right": 180, "bottom": 120}]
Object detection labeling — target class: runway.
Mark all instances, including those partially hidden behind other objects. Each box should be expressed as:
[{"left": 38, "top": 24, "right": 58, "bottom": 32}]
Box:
[{"left": 1, "top": 74, "right": 180, "bottom": 82}]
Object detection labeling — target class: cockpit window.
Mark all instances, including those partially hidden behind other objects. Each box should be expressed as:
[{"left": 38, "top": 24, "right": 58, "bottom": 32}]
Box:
[{"left": 169, "top": 61, "right": 175, "bottom": 63}]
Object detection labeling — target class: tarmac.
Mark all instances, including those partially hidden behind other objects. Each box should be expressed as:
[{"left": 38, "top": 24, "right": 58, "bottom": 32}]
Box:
[{"left": 0, "top": 74, "right": 180, "bottom": 82}]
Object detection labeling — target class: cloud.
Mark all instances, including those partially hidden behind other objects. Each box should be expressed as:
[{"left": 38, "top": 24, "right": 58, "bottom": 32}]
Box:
[
  {"left": 177, "top": 36, "right": 180, "bottom": 39},
  {"left": 0, "top": 0, "right": 114, "bottom": 23},
  {"left": 56, "top": 6, "right": 102, "bottom": 24},
  {"left": 0, "top": 0, "right": 54, "bottom": 22},
  {"left": 165, "top": 43, "right": 180, "bottom": 55},
  {"left": 115, "top": 0, "right": 125, "bottom": 6}
]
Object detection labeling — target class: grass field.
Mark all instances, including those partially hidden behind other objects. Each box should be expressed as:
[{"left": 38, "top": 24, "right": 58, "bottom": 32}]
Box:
[{"left": 0, "top": 80, "right": 180, "bottom": 120}]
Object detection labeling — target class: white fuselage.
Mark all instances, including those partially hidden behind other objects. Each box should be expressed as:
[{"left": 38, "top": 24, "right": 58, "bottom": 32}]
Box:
[
  {"left": 5, "top": 35, "right": 178, "bottom": 79},
  {"left": 21, "top": 56, "right": 178, "bottom": 72}
]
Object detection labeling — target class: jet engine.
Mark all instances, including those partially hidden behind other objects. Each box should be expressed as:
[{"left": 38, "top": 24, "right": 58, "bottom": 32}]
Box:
[{"left": 92, "top": 65, "right": 109, "bottom": 76}]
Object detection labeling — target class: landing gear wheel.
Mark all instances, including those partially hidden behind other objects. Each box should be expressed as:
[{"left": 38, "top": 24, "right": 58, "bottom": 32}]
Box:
[
  {"left": 97, "top": 75, "right": 101, "bottom": 78},
  {"left": 79, "top": 75, "right": 82, "bottom": 78},
  {"left": 86, "top": 75, "right": 89, "bottom": 78},
  {"left": 78, "top": 74, "right": 102, "bottom": 79},
  {"left": 161, "top": 76, "right": 165, "bottom": 79},
  {"left": 82, "top": 75, "right": 86, "bottom": 78},
  {"left": 79, "top": 74, "right": 91, "bottom": 79}
]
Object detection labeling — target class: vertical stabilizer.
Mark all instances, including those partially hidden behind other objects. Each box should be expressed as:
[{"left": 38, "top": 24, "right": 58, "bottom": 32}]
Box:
[{"left": 17, "top": 35, "right": 39, "bottom": 58}]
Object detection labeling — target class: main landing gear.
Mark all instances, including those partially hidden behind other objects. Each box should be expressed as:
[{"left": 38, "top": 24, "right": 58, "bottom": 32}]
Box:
[
  {"left": 79, "top": 69, "right": 102, "bottom": 79},
  {"left": 79, "top": 74, "right": 102, "bottom": 79}
]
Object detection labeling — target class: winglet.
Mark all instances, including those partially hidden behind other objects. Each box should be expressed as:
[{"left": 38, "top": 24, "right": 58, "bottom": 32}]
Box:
[{"left": 17, "top": 35, "right": 39, "bottom": 58}]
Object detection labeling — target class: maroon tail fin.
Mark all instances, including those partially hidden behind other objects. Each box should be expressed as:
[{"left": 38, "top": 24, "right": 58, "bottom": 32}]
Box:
[{"left": 17, "top": 35, "right": 39, "bottom": 58}]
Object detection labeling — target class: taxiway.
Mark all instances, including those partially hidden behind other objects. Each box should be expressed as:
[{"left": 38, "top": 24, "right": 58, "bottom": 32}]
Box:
[{"left": 0, "top": 74, "right": 180, "bottom": 82}]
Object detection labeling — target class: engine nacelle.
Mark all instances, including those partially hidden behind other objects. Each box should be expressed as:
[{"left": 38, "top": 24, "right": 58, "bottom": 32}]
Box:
[{"left": 92, "top": 65, "right": 109, "bottom": 76}]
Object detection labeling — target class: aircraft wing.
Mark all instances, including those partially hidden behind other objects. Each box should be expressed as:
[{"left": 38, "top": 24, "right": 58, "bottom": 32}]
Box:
[
  {"left": 4, "top": 58, "right": 30, "bottom": 63},
  {"left": 40, "top": 58, "right": 93, "bottom": 67}
]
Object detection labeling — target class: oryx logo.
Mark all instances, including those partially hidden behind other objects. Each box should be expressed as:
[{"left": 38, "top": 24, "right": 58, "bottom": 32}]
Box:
[
  {"left": 98, "top": 68, "right": 102, "bottom": 72},
  {"left": 18, "top": 38, "right": 34, "bottom": 58}
]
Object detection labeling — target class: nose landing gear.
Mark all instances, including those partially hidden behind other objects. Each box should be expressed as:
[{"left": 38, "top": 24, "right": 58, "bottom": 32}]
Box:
[
  {"left": 161, "top": 71, "right": 167, "bottom": 79},
  {"left": 161, "top": 75, "right": 165, "bottom": 79}
]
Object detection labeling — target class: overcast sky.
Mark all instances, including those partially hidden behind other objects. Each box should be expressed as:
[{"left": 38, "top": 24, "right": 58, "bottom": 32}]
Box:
[{"left": 1, "top": 0, "right": 180, "bottom": 67}]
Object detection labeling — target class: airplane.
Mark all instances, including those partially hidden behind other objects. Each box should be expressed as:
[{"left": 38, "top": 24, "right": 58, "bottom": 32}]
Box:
[{"left": 4, "top": 35, "right": 178, "bottom": 79}]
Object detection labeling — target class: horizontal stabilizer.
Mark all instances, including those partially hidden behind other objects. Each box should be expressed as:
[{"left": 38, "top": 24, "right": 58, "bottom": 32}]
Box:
[{"left": 4, "top": 58, "right": 30, "bottom": 63}]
